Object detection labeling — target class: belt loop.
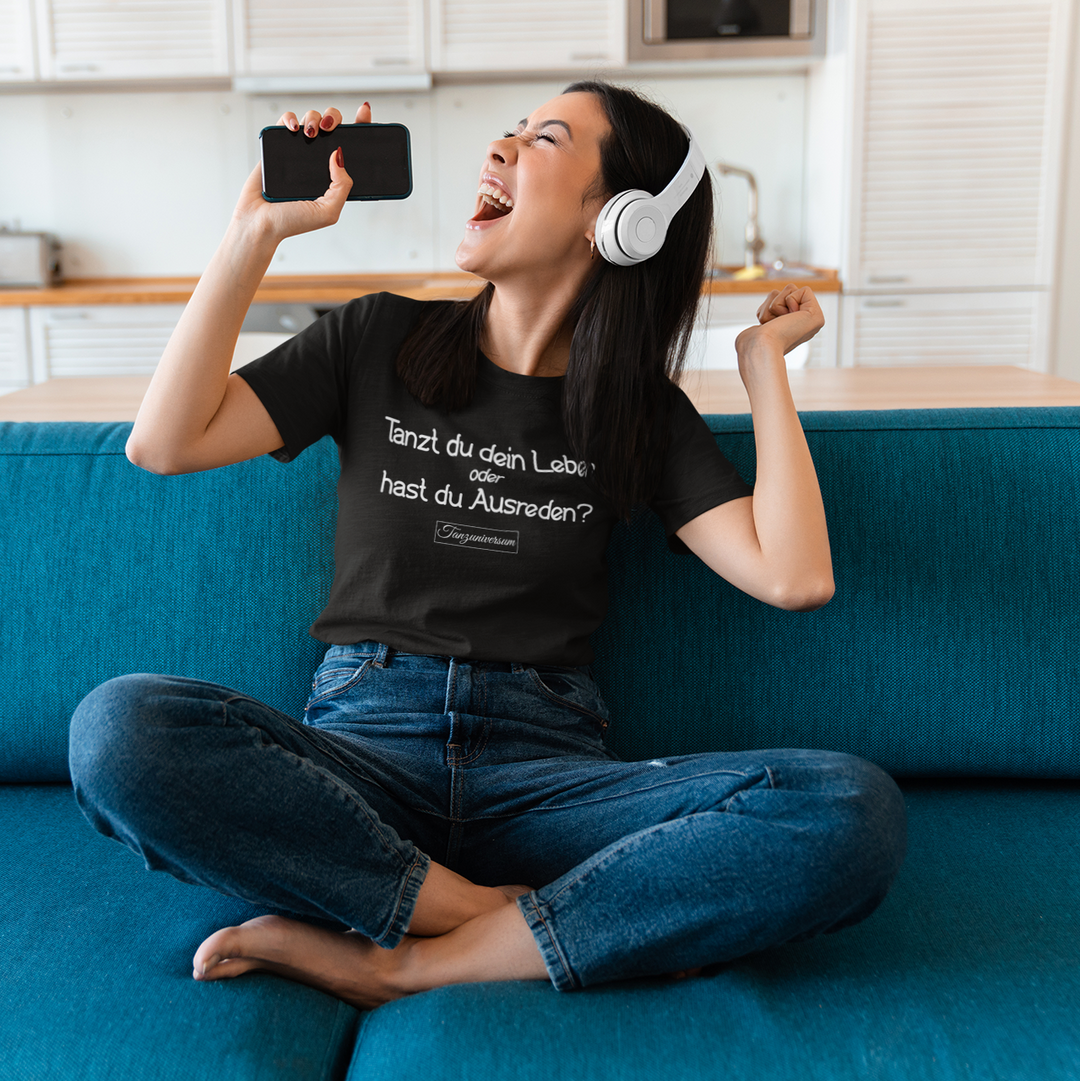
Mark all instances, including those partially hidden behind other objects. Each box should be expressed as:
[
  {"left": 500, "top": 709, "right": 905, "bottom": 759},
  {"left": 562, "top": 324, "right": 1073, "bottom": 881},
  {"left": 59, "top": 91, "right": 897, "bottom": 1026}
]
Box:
[{"left": 372, "top": 642, "right": 391, "bottom": 668}]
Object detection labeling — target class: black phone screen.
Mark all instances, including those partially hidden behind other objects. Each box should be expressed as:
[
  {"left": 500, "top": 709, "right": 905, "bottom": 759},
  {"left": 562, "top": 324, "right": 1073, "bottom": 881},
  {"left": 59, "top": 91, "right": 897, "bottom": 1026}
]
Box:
[{"left": 260, "top": 123, "right": 412, "bottom": 201}]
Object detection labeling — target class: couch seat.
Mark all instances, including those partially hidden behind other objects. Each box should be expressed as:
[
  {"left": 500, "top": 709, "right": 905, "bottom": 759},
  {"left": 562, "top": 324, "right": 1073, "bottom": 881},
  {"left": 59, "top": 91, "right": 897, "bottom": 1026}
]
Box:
[
  {"left": 0, "top": 784, "right": 359, "bottom": 1081},
  {"left": 4, "top": 778, "right": 1079, "bottom": 1081}
]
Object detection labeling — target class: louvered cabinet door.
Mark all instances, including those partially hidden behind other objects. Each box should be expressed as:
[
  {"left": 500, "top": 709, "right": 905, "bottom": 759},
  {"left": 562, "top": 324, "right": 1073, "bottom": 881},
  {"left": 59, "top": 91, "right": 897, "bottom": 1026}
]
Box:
[
  {"left": 430, "top": 0, "right": 625, "bottom": 72},
  {"left": 28, "top": 305, "right": 184, "bottom": 380},
  {"left": 850, "top": 0, "right": 1072, "bottom": 291},
  {"left": 0, "top": 0, "right": 36, "bottom": 81},
  {"left": 234, "top": 0, "right": 426, "bottom": 76},
  {"left": 0, "top": 308, "right": 31, "bottom": 391},
  {"left": 35, "top": 0, "right": 230, "bottom": 80},
  {"left": 840, "top": 291, "right": 1048, "bottom": 369}
]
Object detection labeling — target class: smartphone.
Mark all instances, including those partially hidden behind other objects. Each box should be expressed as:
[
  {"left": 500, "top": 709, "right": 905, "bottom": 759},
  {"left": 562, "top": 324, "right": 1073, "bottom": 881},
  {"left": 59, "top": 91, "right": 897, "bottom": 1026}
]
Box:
[{"left": 260, "top": 123, "right": 412, "bottom": 202}]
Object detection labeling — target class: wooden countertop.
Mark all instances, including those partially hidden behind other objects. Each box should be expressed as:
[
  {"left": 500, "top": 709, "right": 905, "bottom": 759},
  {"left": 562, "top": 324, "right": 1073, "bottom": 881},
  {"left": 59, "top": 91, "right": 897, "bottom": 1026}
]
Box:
[
  {"left": 681, "top": 365, "right": 1080, "bottom": 413},
  {"left": 0, "top": 268, "right": 840, "bottom": 307},
  {"left": 3, "top": 365, "right": 1078, "bottom": 423}
]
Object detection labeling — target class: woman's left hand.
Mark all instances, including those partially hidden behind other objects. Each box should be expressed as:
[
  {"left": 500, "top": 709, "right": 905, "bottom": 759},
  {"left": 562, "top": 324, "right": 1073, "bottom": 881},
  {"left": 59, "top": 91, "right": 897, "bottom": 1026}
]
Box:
[{"left": 735, "top": 284, "right": 825, "bottom": 361}]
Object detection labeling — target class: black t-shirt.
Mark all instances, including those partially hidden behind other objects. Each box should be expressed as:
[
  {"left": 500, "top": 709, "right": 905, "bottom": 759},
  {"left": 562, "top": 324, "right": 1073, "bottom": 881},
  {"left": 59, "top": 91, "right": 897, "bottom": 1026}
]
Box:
[{"left": 235, "top": 292, "right": 753, "bottom": 666}]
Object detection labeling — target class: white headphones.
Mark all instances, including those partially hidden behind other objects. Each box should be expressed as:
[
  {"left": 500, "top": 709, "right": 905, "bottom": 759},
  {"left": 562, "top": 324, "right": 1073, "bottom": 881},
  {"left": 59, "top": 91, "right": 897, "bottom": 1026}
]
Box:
[{"left": 593, "top": 125, "right": 707, "bottom": 267}]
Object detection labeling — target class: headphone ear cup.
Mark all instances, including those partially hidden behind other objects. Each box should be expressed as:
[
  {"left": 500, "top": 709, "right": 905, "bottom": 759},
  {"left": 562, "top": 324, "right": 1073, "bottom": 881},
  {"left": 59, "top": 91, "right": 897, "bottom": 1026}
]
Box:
[{"left": 595, "top": 189, "right": 655, "bottom": 266}]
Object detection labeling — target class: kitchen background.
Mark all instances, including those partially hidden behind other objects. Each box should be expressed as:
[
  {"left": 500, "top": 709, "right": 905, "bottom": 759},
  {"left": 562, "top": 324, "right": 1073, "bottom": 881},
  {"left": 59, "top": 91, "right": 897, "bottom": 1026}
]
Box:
[{"left": 0, "top": 0, "right": 1078, "bottom": 385}]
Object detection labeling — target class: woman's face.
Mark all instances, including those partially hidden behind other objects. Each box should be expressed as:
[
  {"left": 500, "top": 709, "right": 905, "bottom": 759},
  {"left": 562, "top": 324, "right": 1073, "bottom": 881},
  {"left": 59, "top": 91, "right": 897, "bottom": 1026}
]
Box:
[{"left": 455, "top": 92, "right": 612, "bottom": 281}]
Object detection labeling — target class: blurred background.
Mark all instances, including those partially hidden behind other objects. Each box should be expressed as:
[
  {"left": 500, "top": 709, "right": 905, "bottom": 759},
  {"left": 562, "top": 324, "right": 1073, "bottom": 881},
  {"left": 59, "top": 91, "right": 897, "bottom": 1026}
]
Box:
[{"left": 0, "top": 0, "right": 1077, "bottom": 384}]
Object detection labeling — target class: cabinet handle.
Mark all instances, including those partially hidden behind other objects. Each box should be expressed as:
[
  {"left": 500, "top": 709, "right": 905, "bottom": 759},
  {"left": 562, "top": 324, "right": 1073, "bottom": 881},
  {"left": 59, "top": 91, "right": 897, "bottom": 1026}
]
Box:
[
  {"left": 48, "top": 312, "right": 91, "bottom": 320},
  {"left": 868, "top": 275, "right": 909, "bottom": 284},
  {"left": 0, "top": 65, "right": 24, "bottom": 74},
  {"left": 60, "top": 63, "right": 100, "bottom": 73},
  {"left": 644, "top": 0, "right": 666, "bottom": 42},
  {"left": 863, "top": 299, "right": 905, "bottom": 308}
]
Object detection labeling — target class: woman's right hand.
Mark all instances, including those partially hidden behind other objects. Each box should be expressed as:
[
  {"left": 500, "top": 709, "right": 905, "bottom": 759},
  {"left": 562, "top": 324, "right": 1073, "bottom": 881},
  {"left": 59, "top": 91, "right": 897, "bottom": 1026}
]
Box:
[{"left": 230, "top": 102, "right": 372, "bottom": 244}]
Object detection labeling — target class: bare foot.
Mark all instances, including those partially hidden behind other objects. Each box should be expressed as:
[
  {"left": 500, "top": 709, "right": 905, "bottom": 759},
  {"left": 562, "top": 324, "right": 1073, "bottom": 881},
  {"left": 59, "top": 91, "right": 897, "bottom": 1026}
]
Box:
[
  {"left": 192, "top": 914, "right": 412, "bottom": 1010},
  {"left": 192, "top": 885, "right": 536, "bottom": 1007}
]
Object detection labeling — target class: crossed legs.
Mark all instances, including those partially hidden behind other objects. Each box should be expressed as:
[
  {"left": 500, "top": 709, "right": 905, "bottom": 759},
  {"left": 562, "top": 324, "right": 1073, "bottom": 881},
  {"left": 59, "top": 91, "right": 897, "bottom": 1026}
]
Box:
[{"left": 69, "top": 673, "right": 905, "bottom": 1006}]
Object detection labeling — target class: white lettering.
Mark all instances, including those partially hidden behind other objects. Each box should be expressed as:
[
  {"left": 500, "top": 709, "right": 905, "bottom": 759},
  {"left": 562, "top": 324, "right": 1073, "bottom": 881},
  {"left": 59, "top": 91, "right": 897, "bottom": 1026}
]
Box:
[
  {"left": 379, "top": 469, "right": 428, "bottom": 502},
  {"left": 467, "top": 487, "right": 578, "bottom": 523},
  {"left": 384, "top": 416, "right": 440, "bottom": 454},
  {"left": 445, "top": 433, "right": 474, "bottom": 458},
  {"left": 469, "top": 468, "right": 505, "bottom": 484}
]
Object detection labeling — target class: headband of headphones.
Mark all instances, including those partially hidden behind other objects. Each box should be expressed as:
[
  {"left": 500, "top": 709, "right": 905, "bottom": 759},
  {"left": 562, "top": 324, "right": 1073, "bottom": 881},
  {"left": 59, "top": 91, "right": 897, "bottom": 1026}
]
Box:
[{"left": 593, "top": 125, "right": 707, "bottom": 267}]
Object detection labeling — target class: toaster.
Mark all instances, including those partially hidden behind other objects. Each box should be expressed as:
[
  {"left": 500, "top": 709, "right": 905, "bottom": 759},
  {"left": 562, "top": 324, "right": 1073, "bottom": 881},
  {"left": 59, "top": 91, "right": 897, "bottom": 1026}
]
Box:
[{"left": 0, "top": 230, "right": 62, "bottom": 287}]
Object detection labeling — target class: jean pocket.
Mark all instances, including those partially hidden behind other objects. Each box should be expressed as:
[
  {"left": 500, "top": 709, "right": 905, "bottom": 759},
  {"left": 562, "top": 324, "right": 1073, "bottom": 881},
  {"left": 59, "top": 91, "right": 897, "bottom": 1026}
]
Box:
[
  {"left": 527, "top": 666, "right": 610, "bottom": 729},
  {"left": 305, "top": 656, "right": 373, "bottom": 713}
]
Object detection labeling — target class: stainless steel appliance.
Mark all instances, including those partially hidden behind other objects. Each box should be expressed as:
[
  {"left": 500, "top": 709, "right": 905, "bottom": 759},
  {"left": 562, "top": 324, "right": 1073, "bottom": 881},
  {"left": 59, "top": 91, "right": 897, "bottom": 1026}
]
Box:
[
  {"left": 629, "top": 0, "right": 825, "bottom": 60},
  {"left": 0, "top": 229, "right": 62, "bottom": 287}
]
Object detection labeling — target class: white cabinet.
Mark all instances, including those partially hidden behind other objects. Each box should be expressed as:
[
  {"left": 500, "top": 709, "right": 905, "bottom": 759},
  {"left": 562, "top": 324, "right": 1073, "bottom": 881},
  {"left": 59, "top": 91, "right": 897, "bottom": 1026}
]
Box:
[
  {"left": 841, "top": 291, "right": 1047, "bottom": 368},
  {"left": 0, "top": 0, "right": 36, "bottom": 81},
  {"left": 34, "top": 0, "right": 230, "bottom": 80},
  {"left": 827, "top": 0, "right": 1074, "bottom": 370},
  {"left": 847, "top": 0, "right": 1071, "bottom": 294},
  {"left": 28, "top": 304, "right": 184, "bottom": 380},
  {"left": 0, "top": 308, "right": 32, "bottom": 391},
  {"left": 429, "top": 0, "right": 625, "bottom": 73},
  {"left": 232, "top": 0, "right": 426, "bottom": 78}
]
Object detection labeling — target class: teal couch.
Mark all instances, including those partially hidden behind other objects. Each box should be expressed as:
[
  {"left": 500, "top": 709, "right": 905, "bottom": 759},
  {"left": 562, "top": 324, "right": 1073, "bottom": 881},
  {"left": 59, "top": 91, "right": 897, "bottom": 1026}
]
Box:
[{"left": 3, "top": 408, "right": 1079, "bottom": 1081}]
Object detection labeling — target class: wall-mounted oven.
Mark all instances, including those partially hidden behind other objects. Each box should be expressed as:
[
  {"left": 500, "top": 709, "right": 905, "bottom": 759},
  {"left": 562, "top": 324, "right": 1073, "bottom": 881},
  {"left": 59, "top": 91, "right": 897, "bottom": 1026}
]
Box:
[{"left": 628, "top": 0, "right": 826, "bottom": 61}]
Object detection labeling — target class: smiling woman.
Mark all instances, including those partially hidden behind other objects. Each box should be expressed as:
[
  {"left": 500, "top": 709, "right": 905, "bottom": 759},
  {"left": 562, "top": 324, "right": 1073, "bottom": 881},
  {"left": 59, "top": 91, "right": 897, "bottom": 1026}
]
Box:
[
  {"left": 68, "top": 80, "right": 907, "bottom": 1011},
  {"left": 400, "top": 82, "right": 717, "bottom": 520}
]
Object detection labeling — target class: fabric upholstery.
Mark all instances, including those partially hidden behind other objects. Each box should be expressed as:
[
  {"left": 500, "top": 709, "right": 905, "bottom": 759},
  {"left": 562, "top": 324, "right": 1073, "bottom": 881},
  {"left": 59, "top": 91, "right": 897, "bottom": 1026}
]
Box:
[
  {"left": 3, "top": 409, "right": 1078, "bottom": 781},
  {"left": 8, "top": 780, "right": 1078, "bottom": 1081},
  {"left": 3, "top": 409, "right": 1079, "bottom": 1081},
  {"left": 346, "top": 778, "right": 1080, "bottom": 1081},
  {"left": 3, "top": 409, "right": 1078, "bottom": 782},
  {"left": 0, "top": 422, "right": 338, "bottom": 782},
  {"left": 595, "top": 407, "right": 1080, "bottom": 777},
  {"left": 0, "top": 784, "right": 359, "bottom": 1081}
]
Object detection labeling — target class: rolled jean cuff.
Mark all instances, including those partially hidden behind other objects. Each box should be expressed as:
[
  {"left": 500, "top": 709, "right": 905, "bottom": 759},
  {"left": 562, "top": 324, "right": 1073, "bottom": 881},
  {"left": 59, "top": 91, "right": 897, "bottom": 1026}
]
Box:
[
  {"left": 375, "top": 849, "right": 431, "bottom": 948},
  {"left": 517, "top": 891, "right": 580, "bottom": 991}
]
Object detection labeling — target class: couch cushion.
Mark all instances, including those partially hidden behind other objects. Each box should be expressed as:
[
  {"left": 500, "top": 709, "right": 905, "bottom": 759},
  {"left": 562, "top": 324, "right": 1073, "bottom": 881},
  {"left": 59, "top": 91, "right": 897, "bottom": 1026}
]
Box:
[
  {"left": 595, "top": 406, "right": 1080, "bottom": 777},
  {"left": 0, "top": 783, "right": 359, "bottom": 1081},
  {"left": 346, "top": 778, "right": 1080, "bottom": 1081},
  {"left": 0, "top": 422, "right": 338, "bottom": 782},
  {"left": 5, "top": 408, "right": 1080, "bottom": 782}
]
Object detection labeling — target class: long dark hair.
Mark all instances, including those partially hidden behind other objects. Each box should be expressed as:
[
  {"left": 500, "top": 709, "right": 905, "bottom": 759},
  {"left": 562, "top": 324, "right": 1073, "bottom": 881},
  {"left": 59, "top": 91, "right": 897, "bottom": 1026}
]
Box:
[{"left": 395, "top": 80, "right": 714, "bottom": 520}]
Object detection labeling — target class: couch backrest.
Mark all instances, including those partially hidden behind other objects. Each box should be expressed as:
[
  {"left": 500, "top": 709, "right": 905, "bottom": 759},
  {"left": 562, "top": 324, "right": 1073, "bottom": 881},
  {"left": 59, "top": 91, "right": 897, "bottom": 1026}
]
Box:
[
  {"left": 0, "top": 422, "right": 338, "bottom": 782},
  {"left": 595, "top": 406, "right": 1080, "bottom": 778},
  {"left": 2, "top": 408, "right": 1078, "bottom": 782}
]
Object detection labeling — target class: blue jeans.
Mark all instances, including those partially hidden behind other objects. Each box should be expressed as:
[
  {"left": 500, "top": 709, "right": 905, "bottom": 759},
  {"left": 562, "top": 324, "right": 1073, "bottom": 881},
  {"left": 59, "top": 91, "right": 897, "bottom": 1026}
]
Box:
[{"left": 68, "top": 642, "right": 907, "bottom": 992}]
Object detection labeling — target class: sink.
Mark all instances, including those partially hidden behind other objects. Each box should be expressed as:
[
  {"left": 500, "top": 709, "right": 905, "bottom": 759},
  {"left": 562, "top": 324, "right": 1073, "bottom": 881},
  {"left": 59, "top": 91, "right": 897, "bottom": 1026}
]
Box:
[
  {"left": 709, "top": 263, "right": 820, "bottom": 281},
  {"left": 766, "top": 263, "right": 817, "bottom": 279}
]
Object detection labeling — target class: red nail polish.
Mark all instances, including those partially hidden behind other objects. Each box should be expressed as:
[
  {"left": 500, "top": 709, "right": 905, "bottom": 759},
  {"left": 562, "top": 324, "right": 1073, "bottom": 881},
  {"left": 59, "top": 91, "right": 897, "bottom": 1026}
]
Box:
[
  {"left": 305, "top": 125, "right": 315, "bottom": 137},
  {"left": 321, "top": 116, "right": 333, "bottom": 129},
  {"left": 363, "top": 102, "right": 369, "bottom": 109},
  {"left": 335, "top": 147, "right": 343, "bottom": 168}
]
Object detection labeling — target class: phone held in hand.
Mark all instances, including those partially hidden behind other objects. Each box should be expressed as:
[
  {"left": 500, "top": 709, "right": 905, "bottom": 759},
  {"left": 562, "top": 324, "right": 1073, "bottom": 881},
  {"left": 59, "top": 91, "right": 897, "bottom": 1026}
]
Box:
[{"left": 260, "top": 123, "right": 413, "bottom": 202}]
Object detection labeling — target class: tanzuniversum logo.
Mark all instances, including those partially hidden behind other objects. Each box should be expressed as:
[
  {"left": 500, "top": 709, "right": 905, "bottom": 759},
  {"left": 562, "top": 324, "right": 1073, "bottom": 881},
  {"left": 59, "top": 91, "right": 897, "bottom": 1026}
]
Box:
[{"left": 433, "top": 521, "right": 520, "bottom": 555}]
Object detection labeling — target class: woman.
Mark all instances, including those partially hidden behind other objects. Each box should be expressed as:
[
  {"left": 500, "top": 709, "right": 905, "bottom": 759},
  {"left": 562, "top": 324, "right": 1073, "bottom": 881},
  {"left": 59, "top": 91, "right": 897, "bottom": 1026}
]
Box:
[{"left": 68, "top": 82, "right": 906, "bottom": 1009}]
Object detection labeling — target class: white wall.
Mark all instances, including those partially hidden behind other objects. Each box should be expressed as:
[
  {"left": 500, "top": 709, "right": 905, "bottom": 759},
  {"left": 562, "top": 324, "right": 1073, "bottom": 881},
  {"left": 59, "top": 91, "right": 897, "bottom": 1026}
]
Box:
[
  {"left": 0, "top": 74, "right": 808, "bottom": 277},
  {"left": 803, "top": 0, "right": 852, "bottom": 274},
  {"left": 1053, "top": 1, "right": 1080, "bottom": 379}
]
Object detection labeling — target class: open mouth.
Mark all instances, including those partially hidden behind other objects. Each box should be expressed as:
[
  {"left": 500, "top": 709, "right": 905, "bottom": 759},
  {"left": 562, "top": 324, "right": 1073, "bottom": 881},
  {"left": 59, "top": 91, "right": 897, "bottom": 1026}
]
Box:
[{"left": 471, "top": 182, "right": 515, "bottom": 223}]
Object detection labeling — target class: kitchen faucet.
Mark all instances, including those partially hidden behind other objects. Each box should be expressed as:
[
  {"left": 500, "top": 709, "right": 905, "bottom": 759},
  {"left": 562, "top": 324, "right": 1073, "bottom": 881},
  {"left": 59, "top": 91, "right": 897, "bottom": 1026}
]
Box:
[{"left": 715, "top": 163, "right": 765, "bottom": 269}]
